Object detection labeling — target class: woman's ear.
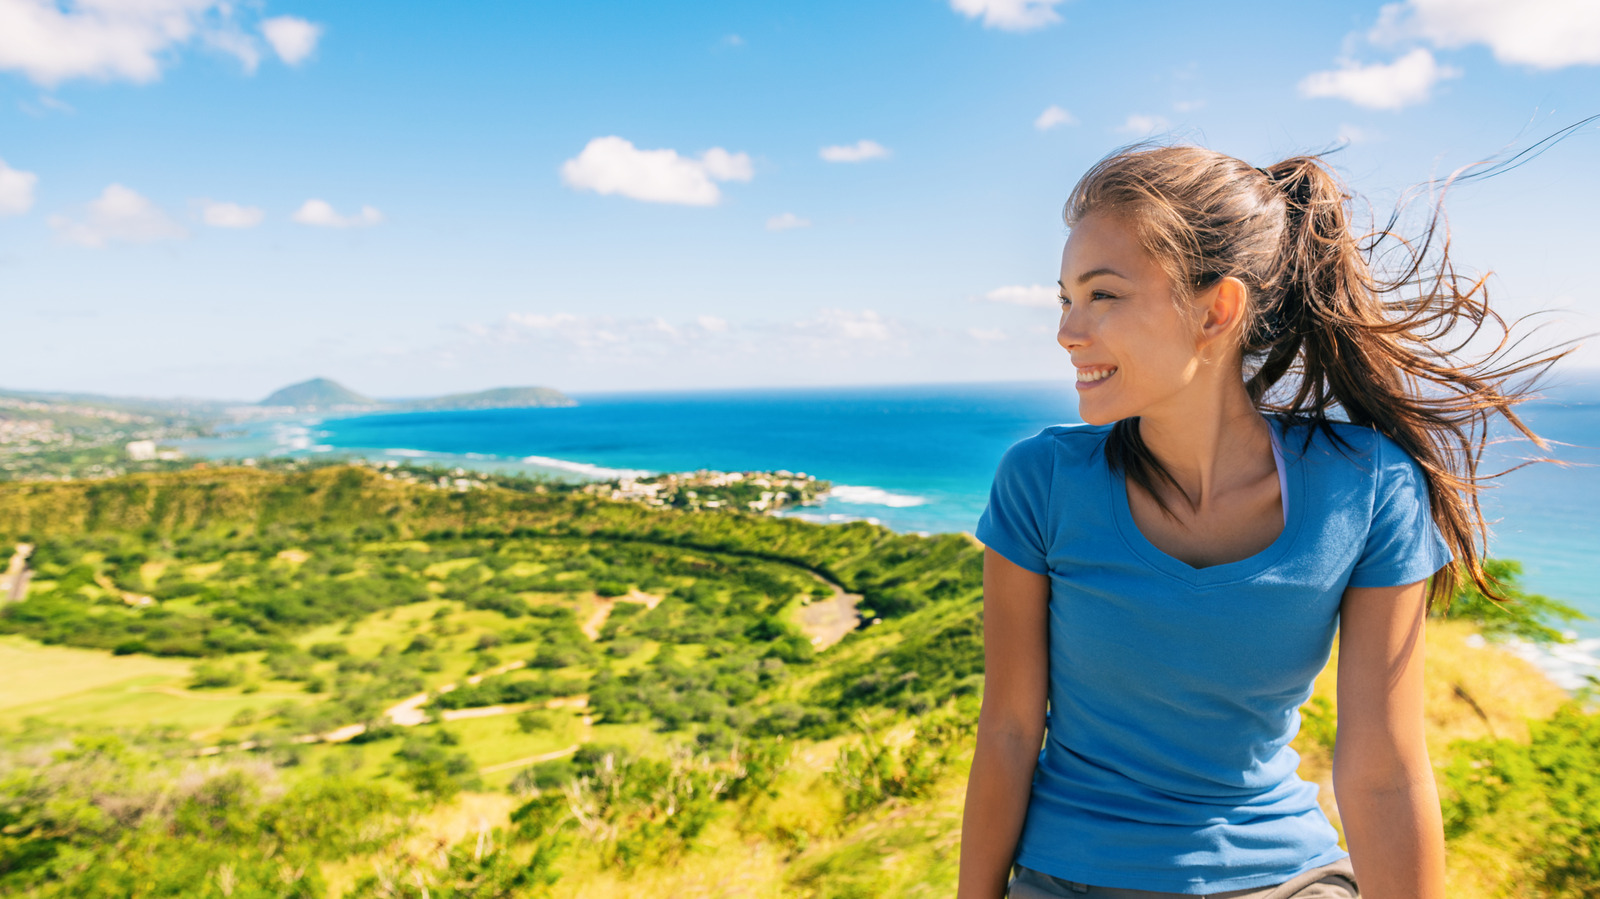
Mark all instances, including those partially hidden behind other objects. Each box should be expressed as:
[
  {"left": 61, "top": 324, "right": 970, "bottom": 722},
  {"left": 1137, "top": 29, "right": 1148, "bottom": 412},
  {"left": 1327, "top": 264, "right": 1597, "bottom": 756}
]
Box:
[{"left": 1197, "top": 276, "right": 1249, "bottom": 350}]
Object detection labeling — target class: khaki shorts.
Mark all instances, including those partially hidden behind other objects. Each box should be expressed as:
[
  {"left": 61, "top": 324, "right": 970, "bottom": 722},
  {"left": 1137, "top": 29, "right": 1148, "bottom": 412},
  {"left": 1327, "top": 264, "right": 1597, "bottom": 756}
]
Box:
[{"left": 1007, "top": 857, "right": 1358, "bottom": 899}]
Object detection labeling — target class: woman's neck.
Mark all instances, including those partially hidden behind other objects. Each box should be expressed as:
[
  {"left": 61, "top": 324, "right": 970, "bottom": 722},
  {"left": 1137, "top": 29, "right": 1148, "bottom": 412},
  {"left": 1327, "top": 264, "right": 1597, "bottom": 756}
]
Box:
[{"left": 1133, "top": 378, "right": 1275, "bottom": 510}]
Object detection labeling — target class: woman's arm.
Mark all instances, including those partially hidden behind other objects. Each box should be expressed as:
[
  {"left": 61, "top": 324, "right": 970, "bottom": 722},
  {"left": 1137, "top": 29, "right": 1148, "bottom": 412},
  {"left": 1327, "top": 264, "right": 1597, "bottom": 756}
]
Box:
[
  {"left": 1332, "top": 579, "right": 1446, "bottom": 899},
  {"left": 957, "top": 548, "right": 1051, "bottom": 899}
]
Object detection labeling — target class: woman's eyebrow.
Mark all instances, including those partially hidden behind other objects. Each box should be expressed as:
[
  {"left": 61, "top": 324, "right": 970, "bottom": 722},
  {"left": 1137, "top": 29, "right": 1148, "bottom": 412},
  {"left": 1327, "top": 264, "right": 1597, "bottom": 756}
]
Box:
[{"left": 1059, "top": 267, "right": 1128, "bottom": 288}]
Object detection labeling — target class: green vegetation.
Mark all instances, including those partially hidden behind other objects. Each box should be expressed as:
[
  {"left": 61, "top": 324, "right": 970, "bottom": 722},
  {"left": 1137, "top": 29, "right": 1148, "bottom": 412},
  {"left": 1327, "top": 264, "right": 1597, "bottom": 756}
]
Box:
[
  {"left": 1439, "top": 701, "right": 1600, "bottom": 897},
  {"left": 0, "top": 390, "right": 216, "bottom": 482},
  {"left": 260, "top": 378, "right": 376, "bottom": 408},
  {"left": 258, "top": 377, "right": 575, "bottom": 411},
  {"left": 0, "top": 465, "right": 1592, "bottom": 898},
  {"left": 400, "top": 386, "right": 576, "bottom": 411}
]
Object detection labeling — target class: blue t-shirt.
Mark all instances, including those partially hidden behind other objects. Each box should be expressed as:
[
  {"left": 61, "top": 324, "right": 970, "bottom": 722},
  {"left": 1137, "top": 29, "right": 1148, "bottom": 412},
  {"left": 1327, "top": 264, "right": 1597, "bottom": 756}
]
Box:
[{"left": 974, "top": 415, "right": 1453, "bottom": 894}]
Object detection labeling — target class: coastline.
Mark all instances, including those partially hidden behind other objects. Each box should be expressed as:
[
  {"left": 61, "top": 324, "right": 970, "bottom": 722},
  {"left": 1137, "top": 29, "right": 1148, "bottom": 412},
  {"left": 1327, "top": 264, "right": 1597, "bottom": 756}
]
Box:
[
  {"left": 172, "top": 401, "right": 1600, "bottom": 696},
  {"left": 1476, "top": 632, "right": 1600, "bottom": 693}
]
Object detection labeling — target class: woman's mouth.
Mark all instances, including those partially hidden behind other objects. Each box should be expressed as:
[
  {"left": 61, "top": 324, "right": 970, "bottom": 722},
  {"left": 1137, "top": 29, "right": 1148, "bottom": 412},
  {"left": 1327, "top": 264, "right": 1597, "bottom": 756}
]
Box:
[{"left": 1076, "top": 366, "right": 1117, "bottom": 388}]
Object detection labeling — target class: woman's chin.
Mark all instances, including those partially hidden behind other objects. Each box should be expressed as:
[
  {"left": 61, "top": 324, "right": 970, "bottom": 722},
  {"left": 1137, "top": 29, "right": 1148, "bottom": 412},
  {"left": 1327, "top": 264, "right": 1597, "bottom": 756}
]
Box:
[{"left": 1074, "top": 404, "right": 1121, "bottom": 427}]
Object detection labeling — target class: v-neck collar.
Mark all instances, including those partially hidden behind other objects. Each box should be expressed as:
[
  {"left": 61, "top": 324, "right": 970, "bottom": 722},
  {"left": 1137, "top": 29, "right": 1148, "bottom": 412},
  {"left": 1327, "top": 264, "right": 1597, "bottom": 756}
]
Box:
[{"left": 1107, "top": 414, "right": 1306, "bottom": 587}]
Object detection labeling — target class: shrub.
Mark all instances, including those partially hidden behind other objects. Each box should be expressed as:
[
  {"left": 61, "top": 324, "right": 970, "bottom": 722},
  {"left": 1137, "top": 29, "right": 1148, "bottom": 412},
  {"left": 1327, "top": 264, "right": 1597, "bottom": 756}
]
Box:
[
  {"left": 1438, "top": 558, "right": 1586, "bottom": 643},
  {"left": 308, "top": 642, "right": 349, "bottom": 659},
  {"left": 190, "top": 661, "right": 246, "bottom": 689},
  {"left": 517, "top": 710, "right": 554, "bottom": 733},
  {"left": 394, "top": 731, "right": 479, "bottom": 800},
  {"left": 1440, "top": 701, "right": 1600, "bottom": 895}
]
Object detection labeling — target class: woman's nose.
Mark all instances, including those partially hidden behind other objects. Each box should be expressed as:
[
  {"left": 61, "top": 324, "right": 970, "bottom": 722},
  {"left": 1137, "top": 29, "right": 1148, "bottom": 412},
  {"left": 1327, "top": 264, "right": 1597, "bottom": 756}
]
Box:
[{"left": 1057, "top": 308, "right": 1087, "bottom": 351}]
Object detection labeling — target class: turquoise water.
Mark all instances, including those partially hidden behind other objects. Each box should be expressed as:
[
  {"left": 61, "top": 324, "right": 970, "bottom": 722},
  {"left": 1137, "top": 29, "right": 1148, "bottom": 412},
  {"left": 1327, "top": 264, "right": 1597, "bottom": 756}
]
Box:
[{"left": 183, "top": 378, "right": 1600, "bottom": 652}]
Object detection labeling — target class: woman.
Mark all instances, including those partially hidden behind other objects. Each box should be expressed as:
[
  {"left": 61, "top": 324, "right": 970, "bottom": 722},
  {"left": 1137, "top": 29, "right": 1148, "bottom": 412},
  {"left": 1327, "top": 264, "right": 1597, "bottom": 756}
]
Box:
[{"left": 956, "top": 143, "right": 1573, "bottom": 899}]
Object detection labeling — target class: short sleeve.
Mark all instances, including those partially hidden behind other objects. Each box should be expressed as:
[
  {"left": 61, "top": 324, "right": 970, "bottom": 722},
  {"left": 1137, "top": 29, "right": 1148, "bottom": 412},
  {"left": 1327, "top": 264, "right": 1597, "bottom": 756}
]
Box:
[
  {"left": 975, "top": 433, "right": 1055, "bottom": 575},
  {"left": 1347, "top": 434, "right": 1454, "bottom": 588}
]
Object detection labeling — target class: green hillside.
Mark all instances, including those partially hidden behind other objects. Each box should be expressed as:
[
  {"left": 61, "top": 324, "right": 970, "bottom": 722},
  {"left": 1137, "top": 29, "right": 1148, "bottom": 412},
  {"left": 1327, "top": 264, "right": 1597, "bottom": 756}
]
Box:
[
  {"left": 398, "top": 387, "right": 575, "bottom": 411},
  {"left": 0, "top": 467, "right": 1594, "bottom": 898},
  {"left": 258, "top": 380, "right": 574, "bottom": 412},
  {"left": 260, "top": 378, "right": 376, "bottom": 409}
]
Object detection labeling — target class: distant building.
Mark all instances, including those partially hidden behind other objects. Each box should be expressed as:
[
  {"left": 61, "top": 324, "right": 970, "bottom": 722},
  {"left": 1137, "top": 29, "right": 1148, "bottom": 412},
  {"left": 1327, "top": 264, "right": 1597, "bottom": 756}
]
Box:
[{"left": 126, "top": 440, "right": 157, "bottom": 461}]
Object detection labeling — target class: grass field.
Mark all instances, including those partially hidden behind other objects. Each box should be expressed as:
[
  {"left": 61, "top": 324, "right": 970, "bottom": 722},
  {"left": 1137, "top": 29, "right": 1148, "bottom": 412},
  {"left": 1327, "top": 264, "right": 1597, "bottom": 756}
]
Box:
[
  {"left": 0, "top": 635, "right": 192, "bottom": 710},
  {"left": 0, "top": 636, "right": 315, "bottom": 737}
]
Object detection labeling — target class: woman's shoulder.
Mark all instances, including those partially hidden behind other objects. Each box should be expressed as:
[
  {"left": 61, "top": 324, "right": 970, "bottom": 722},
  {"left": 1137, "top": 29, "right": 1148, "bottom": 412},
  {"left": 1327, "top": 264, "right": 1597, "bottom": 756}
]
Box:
[
  {"left": 1276, "top": 415, "right": 1422, "bottom": 482},
  {"left": 1036, "top": 421, "right": 1114, "bottom": 443},
  {"left": 994, "top": 422, "right": 1110, "bottom": 478}
]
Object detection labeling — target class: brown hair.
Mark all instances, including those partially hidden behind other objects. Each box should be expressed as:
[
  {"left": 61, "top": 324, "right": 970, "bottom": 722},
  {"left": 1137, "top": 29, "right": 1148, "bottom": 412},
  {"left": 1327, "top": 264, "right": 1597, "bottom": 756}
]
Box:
[{"left": 1064, "top": 133, "right": 1589, "bottom": 611}]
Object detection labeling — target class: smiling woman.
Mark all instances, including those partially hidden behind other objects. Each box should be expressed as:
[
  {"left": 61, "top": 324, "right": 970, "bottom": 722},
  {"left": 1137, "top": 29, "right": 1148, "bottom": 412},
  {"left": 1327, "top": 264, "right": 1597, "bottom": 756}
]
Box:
[{"left": 956, "top": 140, "right": 1579, "bottom": 899}]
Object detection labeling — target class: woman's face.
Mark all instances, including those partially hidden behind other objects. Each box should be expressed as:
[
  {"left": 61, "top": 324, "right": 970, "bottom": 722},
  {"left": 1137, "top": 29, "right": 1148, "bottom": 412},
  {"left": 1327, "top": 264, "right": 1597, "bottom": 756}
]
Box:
[{"left": 1056, "top": 211, "right": 1207, "bottom": 427}]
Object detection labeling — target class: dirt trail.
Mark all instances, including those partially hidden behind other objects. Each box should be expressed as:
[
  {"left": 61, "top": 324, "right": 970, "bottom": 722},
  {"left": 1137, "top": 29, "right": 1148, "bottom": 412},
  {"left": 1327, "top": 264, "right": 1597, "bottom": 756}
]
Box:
[
  {"left": 196, "top": 658, "right": 540, "bottom": 753},
  {"left": 479, "top": 744, "right": 582, "bottom": 774},
  {"left": 795, "top": 571, "right": 863, "bottom": 651},
  {"left": 580, "top": 589, "right": 663, "bottom": 640},
  {"left": 194, "top": 565, "right": 854, "bottom": 758},
  {"left": 1, "top": 543, "right": 32, "bottom": 602}
]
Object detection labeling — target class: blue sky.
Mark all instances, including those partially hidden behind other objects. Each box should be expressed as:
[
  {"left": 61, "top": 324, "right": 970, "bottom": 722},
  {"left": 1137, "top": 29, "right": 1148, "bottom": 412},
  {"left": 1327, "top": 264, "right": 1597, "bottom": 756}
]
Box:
[{"left": 1, "top": 0, "right": 1597, "bottom": 400}]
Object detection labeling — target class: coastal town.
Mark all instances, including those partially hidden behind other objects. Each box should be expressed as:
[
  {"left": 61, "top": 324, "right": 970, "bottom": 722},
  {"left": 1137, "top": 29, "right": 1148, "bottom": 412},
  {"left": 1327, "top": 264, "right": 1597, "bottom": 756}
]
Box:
[
  {"left": 0, "top": 392, "right": 208, "bottom": 482},
  {"left": 1, "top": 388, "right": 834, "bottom": 528},
  {"left": 352, "top": 458, "right": 829, "bottom": 516},
  {"left": 583, "top": 468, "right": 828, "bottom": 513}
]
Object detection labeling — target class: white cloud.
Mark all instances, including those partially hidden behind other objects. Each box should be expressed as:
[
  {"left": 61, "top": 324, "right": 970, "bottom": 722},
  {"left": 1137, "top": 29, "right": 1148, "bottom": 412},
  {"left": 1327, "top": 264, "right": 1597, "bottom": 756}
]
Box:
[
  {"left": 292, "top": 199, "right": 383, "bottom": 228},
  {"left": 819, "top": 139, "right": 891, "bottom": 163},
  {"left": 0, "top": 1, "right": 323, "bottom": 85},
  {"left": 508, "top": 312, "right": 579, "bottom": 330},
  {"left": 1298, "top": 48, "right": 1461, "bottom": 109},
  {"left": 1034, "top": 105, "right": 1076, "bottom": 131},
  {"left": 500, "top": 312, "right": 667, "bottom": 353},
  {"left": 203, "top": 22, "right": 259, "bottom": 73},
  {"left": 427, "top": 308, "right": 1097, "bottom": 388},
  {"left": 981, "top": 284, "right": 1058, "bottom": 308},
  {"left": 49, "top": 183, "right": 186, "bottom": 247},
  {"left": 18, "top": 94, "right": 74, "bottom": 116},
  {"left": 1172, "top": 99, "right": 1206, "bottom": 112},
  {"left": 0, "top": 157, "right": 38, "bottom": 216},
  {"left": 700, "top": 146, "right": 754, "bottom": 181},
  {"left": 490, "top": 308, "right": 901, "bottom": 359},
  {"left": 949, "top": 0, "right": 1066, "bottom": 32},
  {"left": 1335, "top": 123, "right": 1380, "bottom": 144},
  {"left": 1369, "top": 0, "right": 1600, "bottom": 69},
  {"left": 260, "top": 15, "right": 321, "bottom": 66},
  {"left": 1115, "top": 113, "right": 1172, "bottom": 135},
  {"left": 560, "top": 136, "right": 753, "bottom": 206},
  {"left": 766, "top": 212, "right": 810, "bottom": 231},
  {"left": 810, "top": 308, "right": 892, "bottom": 341},
  {"left": 0, "top": 0, "right": 211, "bottom": 84},
  {"left": 201, "top": 200, "right": 263, "bottom": 228}
]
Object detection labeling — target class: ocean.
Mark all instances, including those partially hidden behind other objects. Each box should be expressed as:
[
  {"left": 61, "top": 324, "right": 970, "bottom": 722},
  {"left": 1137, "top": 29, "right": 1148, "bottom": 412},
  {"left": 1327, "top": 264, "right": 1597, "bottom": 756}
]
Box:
[{"left": 182, "top": 378, "right": 1600, "bottom": 686}]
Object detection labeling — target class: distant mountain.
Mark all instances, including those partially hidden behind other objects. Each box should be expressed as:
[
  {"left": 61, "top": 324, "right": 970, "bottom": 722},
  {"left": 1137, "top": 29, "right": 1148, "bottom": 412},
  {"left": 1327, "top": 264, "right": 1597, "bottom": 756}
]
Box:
[
  {"left": 398, "top": 387, "right": 576, "bottom": 411},
  {"left": 258, "top": 379, "right": 575, "bottom": 412},
  {"left": 260, "top": 378, "right": 376, "bottom": 409},
  {"left": 0, "top": 388, "right": 237, "bottom": 418}
]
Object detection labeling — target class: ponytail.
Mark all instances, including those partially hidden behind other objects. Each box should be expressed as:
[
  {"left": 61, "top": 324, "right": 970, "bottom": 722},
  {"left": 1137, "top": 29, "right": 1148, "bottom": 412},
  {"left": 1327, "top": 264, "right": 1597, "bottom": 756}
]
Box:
[{"left": 1067, "top": 140, "right": 1584, "bottom": 612}]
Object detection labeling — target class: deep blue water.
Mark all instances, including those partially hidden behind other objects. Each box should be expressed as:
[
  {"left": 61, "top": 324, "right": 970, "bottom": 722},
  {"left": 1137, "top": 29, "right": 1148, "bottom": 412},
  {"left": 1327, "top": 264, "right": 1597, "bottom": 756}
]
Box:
[{"left": 183, "top": 378, "right": 1600, "bottom": 647}]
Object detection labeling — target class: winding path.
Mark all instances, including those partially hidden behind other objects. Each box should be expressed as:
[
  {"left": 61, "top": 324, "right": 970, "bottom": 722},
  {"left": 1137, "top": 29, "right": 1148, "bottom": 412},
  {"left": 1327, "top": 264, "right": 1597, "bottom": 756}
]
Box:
[
  {"left": 580, "top": 589, "right": 663, "bottom": 640},
  {"left": 196, "top": 555, "right": 861, "bottom": 761},
  {"left": 196, "top": 658, "right": 580, "bottom": 761},
  {"left": 795, "top": 571, "right": 863, "bottom": 650}
]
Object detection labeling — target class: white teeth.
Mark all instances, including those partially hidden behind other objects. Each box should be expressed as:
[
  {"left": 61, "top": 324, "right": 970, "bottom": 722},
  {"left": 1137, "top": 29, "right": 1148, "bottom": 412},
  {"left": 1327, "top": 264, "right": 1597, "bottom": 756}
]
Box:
[{"left": 1076, "top": 367, "right": 1116, "bottom": 382}]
